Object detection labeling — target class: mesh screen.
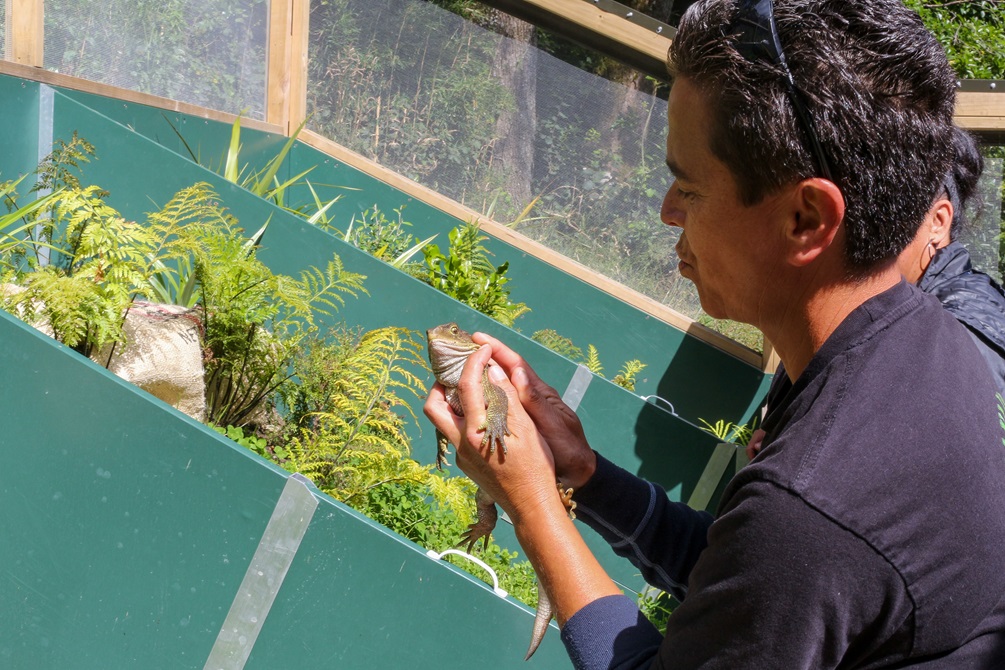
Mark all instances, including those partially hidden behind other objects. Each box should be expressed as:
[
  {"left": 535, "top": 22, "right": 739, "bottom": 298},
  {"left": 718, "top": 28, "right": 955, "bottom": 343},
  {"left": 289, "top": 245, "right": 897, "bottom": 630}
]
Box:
[
  {"left": 306, "top": 0, "right": 706, "bottom": 323},
  {"left": 960, "top": 153, "right": 1005, "bottom": 283},
  {"left": 43, "top": 0, "right": 269, "bottom": 120}
]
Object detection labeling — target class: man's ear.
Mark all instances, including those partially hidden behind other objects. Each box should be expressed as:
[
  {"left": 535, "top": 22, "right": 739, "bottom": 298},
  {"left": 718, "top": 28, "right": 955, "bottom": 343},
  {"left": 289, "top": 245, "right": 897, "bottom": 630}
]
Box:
[
  {"left": 785, "top": 178, "right": 845, "bottom": 267},
  {"left": 928, "top": 198, "right": 953, "bottom": 248}
]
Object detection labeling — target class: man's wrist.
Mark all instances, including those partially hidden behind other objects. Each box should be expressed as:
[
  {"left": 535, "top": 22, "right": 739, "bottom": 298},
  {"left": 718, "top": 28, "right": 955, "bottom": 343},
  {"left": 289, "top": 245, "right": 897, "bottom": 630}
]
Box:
[{"left": 559, "top": 449, "right": 598, "bottom": 491}]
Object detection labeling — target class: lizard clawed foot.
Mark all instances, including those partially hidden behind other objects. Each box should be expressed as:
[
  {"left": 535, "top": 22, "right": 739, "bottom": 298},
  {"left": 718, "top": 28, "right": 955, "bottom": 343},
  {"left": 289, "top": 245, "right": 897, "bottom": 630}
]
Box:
[
  {"left": 558, "top": 481, "right": 577, "bottom": 520},
  {"left": 478, "top": 423, "right": 510, "bottom": 455},
  {"left": 457, "top": 488, "right": 499, "bottom": 554},
  {"left": 435, "top": 430, "right": 452, "bottom": 471}
]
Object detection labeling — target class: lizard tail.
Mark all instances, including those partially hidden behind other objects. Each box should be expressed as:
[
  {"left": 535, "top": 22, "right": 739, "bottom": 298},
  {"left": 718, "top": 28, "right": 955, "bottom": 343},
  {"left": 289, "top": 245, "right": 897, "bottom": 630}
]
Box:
[{"left": 524, "top": 578, "right": 553, "bottom": 661}]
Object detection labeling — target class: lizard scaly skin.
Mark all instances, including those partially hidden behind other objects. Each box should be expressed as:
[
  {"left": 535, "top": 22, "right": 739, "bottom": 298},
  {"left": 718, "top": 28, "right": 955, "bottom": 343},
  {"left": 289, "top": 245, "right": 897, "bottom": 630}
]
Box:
[{"left": 426, "top": 322, "right": 574, "bottom": 660}]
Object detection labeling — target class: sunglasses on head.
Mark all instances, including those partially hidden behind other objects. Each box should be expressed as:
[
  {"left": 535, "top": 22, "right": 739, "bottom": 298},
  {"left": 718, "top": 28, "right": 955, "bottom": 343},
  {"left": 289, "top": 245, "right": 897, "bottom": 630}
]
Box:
[{"left": 728, "top": 0, "right": 834, "bottom": 181}]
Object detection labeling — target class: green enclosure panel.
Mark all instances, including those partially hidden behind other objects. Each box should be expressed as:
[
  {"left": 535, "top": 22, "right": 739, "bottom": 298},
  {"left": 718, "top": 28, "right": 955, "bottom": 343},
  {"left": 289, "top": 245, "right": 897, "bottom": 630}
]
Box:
[
  {"left": 43, "top": 78, "right": 770, "bottom": 426},
  {"left": 1, "top": 81, "right": 744, "bottom": 583},
  {"left": 0, "top": 309, "right": 571, "bottom": 669},
  {"left": 55, "top": 87, "right": 290, "bottom": 179},
  {"left": 0, "top": 75, "right": 759, "bottom": 664},
  {"left": 0, "top": 77, "right": 43, "bottom": 192}
]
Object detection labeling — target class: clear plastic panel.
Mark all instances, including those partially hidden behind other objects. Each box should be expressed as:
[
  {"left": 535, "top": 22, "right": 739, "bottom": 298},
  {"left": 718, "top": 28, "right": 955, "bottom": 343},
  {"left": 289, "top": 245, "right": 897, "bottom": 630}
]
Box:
[
  {"left": 43, "top": 0, "right": 268, "bottom": 119},
  {"left": 306, "top": 0, "right": 704, "bottom": 321}
]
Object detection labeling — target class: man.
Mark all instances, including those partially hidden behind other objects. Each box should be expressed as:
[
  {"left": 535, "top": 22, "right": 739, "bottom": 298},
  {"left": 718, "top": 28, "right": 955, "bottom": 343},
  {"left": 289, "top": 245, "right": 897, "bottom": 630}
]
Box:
[{"left": 425, "top": 0, "right": 1005, "bottom": 667}]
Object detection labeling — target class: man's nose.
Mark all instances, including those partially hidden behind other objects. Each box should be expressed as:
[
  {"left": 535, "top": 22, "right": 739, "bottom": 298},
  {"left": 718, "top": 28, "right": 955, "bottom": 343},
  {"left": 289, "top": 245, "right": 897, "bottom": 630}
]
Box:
[{"left": 661, "top": 183, "right": 684, "bottom": 228}]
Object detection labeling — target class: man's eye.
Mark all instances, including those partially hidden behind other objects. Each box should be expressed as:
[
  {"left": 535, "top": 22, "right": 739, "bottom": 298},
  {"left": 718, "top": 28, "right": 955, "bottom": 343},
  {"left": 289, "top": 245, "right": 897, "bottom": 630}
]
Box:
[{"left": 676, "top": 184, "right": 697, "bottom": 201}]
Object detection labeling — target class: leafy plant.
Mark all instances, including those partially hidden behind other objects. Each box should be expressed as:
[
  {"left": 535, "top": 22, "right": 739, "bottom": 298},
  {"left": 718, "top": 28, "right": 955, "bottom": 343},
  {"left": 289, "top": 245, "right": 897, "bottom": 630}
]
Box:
[
  {"left": 531, "top": 328, "right": 647, "bottom": 391},
  {"left": 195, "top": 214, "right": 366, "bottom": 428},
  {"left": 267, "top": 324, "right": 541, "bottom": 606},
  {"left": 212, "top": 423, "right": 270, "bottom": 456},
  {"left": 698, "top": 418, "right": 757, "bottom": 445},
  {"left": 0, "top": 140, "right": 215, "bottom": 358},
  {"left": 423, "top": 222, "right": 530, "bottom": 327},
  {"left": 339, "top": 205, "right": 436, "bottom": 276},
  {"left": 612, "top": 359, "right": 648, "bottom": 391},
  {"left": 169, "top": 112, "right": 354, "bottom": 223},
  {"left": 0, "top": 178, "right": 64, "bottom": 268},
  {"left": 637, "top": 587, "right": 676, "bottom": 635},
  {"left": 906, "top": 0, "right": 1005, "bottom": 79}
]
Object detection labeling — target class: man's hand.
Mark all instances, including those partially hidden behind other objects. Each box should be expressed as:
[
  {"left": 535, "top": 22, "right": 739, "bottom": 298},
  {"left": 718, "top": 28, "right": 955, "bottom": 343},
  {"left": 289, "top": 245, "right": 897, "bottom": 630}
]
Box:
[
  {"left": 471, "top": 332, "right": 597, "bottom": 490},
  {"left": 424, "top": 342, "right": 560, "bottom": 522}
]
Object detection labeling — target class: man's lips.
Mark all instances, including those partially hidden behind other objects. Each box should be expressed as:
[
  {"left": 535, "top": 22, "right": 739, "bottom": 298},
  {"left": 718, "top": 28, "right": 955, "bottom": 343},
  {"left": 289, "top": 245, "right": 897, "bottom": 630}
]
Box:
[{"left": 675, "top": 244, "right": 694, "bottom": 270}]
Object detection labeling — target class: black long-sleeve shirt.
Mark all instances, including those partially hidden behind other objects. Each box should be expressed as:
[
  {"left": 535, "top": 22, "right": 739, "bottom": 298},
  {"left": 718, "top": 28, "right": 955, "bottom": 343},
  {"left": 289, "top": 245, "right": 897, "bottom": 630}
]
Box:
[{"left": 561, "top": 281, "right": 1005, "bottom": 668}]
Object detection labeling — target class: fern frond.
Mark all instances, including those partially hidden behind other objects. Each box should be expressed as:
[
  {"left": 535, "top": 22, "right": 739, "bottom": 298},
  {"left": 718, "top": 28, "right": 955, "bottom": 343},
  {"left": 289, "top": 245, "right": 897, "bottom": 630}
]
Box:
[
  {"left": 612, "top": 359, "right": 647, "bottom": 392},
  {"left": 584, "top": 345, "right": 604, "bottom": 375},
  {"left": 532, "top": 329, "right": 584, "bottom": 362}
]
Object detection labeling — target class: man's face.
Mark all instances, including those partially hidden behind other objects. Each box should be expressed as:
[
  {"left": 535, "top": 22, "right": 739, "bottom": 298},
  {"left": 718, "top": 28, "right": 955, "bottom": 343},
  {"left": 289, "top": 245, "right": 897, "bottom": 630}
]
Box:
[{"left": 661, "top": 77, "right": 786, "bottom": 325}]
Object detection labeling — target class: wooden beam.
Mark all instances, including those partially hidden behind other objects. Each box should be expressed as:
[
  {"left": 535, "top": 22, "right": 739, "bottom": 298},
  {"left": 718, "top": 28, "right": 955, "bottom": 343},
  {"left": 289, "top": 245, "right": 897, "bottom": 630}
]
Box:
[
  {"left": 0, "top": 60, "right": 283, "bottom": 134},
  {"left": 266, "top": 0, "right": 310, "bottom": 136},
  {"left": 300, "top": 128, "right": 764, "bottom": 368},
  {"left": 955, "top": 90, "right": 1005, "bottom": 142},
  {"left": 5, "top": 0, "right": 44, "bottom": 67},
  {"left": 481, "top": 0, "right": 674, "bottom": 81}
]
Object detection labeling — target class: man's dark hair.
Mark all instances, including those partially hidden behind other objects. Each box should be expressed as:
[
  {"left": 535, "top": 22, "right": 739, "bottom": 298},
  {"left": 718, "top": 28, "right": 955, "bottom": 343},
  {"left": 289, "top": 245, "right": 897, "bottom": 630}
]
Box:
[
  {"left": 944, "top": 126, "right": 984, "bottom": 239},
  {"left": 668, "top": 0, "right": 958, "bottom": 275}
]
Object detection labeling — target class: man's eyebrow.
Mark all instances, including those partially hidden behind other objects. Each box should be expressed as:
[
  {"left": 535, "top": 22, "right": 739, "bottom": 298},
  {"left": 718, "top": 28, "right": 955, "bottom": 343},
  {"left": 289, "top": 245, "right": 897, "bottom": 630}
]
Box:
[{"left": 665, "top": 158, "right": 691, "bottom": 182}]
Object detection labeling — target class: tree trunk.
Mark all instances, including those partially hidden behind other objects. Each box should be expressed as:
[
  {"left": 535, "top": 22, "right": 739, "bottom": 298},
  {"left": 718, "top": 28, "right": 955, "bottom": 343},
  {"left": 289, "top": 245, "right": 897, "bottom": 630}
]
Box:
[
  {"left": 489, "top": 10, "right": 537, "bottom": 214},
  {"left": 597, "top": 0, "right": 675, "bottom": 168}
]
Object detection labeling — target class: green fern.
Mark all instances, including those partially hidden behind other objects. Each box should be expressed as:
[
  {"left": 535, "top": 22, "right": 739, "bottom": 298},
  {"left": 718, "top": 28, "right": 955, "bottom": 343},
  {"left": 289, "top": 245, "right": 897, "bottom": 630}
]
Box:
[
  {"left": 583, "top": 344, "right": 604, "bottom": 376},
  {"left": 531, "top": 329, "right": 583, "bottom": 361},
  {"left": 190, "top": 208, "right": 366, "bottom": 427},
  {"left": 31, "top": 132, "right": 99, "bottom": 195},
  {"left": 2, "top": 183, "right": 157, "bottom": 355},
  {"left": 531, "top": 328, "right": 647, "bottom": 391},
  {"left": 612, "top": 359, "right": 647, "bottom": 392},
  {"left": 277, "top": 326, "right": 440, "bottom": 503},
  {"left": 698, "top": 418, "right": 758, "bottom": 445},
  {"left": 423, "top": 221, "right": 530, "bottom": 327}
]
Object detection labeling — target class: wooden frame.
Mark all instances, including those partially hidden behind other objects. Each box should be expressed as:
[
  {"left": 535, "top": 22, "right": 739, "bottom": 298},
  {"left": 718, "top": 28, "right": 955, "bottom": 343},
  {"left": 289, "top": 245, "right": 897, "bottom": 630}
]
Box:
[
  {"left": 0, "top": 60, "right": 283, "bottom": 133},
  {"left": 481, "top": 0, "right": 674, "bottom": 80},
  {"left": 4, "top": 0, "right": 43, "bottom": 67},
  {"left": 955, "top": 90, "right": 1005, "bottom": 142},
  {"left": 266, "top": 0, "right": 310, "bottom": 135}
]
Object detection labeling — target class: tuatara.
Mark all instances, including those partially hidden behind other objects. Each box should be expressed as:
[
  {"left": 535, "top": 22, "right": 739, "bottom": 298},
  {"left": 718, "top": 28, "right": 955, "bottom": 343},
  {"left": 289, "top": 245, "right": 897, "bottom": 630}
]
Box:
[{"left": 426, "top": 322, "right": 576, "bottom": 660}]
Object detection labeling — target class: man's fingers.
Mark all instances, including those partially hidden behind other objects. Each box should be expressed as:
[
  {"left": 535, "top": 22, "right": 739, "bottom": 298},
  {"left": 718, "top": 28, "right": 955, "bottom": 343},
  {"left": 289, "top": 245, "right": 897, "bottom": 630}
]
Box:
[
  {"left": 456, "top": 343, "right": 493, "bottom": 419},
  {"left": 472, "top": 332, "right": 555, "bottom": 410},
  {"left": 424, "top": 382, "right": 462, "bottom": 447},
  {"left": 472, "top": 332, "right": 543, "bottom": 384}
]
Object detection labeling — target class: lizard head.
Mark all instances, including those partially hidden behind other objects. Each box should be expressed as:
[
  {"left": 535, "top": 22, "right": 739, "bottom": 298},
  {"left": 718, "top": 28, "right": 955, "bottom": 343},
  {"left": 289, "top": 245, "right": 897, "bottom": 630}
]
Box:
[{"left": 427, "top": 322, "right": 480, "bottom": 386}]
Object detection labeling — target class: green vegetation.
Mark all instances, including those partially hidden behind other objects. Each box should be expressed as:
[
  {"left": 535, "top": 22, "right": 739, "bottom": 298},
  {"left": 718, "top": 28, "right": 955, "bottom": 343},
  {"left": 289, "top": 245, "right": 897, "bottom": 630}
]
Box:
[
  {"left": 1, "top": 135, "right": 211, "bottom": 357},
  {"left": 44, "top": 0, "right": 268, "bottom": 117},
  {"left": 531, "top": 328, "right": 648, "bottom": 392},
  {"left": 906, "top": 0, "right": 1005, "bottom": 79},
  {"left": 698, "top": 418, "right": 757, "bottom": 446},
  {"left": 0, "top": 137, "right": 544, "bottom": 611},
  {"left": 423, "top": 222, "right": 530, "bottom": 327}
]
